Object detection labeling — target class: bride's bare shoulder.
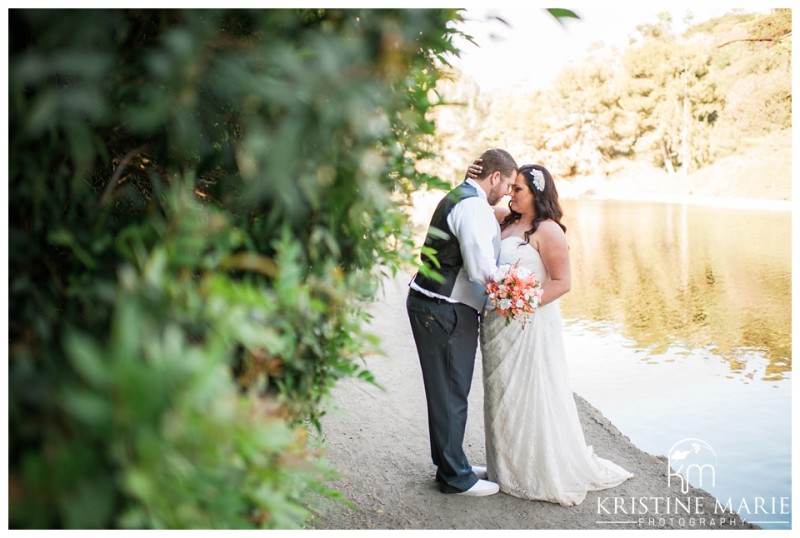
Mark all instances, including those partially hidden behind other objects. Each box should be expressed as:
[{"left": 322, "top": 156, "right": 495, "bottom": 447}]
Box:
[
  {"left": 537, "top": 219, "right": 568, "bottom": 244},
  {"left": 492, "top": 205, "right": 510, "bottom": 223}
]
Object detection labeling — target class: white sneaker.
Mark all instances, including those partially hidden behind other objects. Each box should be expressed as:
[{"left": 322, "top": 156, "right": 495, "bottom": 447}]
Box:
[
  {"left": 455, "top": 479, "right": 499, "bottom": 497},
  {"left": 471, "top": 465, "right": 488, "bottom": 479}
]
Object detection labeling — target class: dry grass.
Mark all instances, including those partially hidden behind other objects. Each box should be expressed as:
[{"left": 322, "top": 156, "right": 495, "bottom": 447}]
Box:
[
  {"left": 559, "top": 129, "right": 791, "bottom": 204},
  {"left": 687, "top": 130, "right": 792, "bottom": 201}
]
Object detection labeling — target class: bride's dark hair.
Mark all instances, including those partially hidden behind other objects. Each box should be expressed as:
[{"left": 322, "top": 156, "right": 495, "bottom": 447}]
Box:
[{"left": 500, "top": 164, "right": 566, "bottom": 244}]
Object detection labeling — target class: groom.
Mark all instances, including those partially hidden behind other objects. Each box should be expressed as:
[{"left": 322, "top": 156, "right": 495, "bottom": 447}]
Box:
[{"left": 406, "top": 148, "right": 517, "bottom": 496}]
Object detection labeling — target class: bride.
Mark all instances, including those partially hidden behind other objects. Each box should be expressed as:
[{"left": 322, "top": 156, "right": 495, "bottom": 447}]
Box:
[{"left": 470, "top": 162, "right": 633, "bottom": 506}]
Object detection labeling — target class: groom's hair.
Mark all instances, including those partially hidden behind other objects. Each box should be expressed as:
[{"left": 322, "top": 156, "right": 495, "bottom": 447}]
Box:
[{"left": 476, "top": 148, "right": 518, "bottom": 179}]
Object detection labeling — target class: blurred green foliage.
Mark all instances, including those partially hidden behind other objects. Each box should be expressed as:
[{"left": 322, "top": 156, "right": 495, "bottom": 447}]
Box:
[{"left": 9, "top": 8, "right": 462, "bottom": 528}]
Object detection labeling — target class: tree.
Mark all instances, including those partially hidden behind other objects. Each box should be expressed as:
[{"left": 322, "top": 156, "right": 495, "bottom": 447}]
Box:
[
  {"left": 705, "top": 9, "right": 792, "bottom": 154},
  {"left": 9, "top": 8, "right": 462, "bottom": 528},
  {"left": 620, "top": 34, "right": 720, "bottom": 175},
  {"left": 540, "top": 62, "right": 638, "bottom": 178}
]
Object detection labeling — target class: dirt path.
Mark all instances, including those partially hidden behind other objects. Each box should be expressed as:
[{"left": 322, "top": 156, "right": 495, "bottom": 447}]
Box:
[{"left": 311, "top": 272, "right": 756, "bottom": 530}]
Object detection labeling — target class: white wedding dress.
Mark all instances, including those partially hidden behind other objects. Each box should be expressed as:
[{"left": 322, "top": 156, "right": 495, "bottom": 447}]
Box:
[{"left": 480, "top": 236, "right": 633, "bottom": 505}]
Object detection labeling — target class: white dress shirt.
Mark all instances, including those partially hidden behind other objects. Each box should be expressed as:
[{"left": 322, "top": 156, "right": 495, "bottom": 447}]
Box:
[{"left": 411, "top": 179, "right": 501, "bottom": 311}]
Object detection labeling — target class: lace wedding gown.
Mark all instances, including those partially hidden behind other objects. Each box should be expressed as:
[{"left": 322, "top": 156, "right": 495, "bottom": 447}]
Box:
[{"left": 480, "top": 236, "right": 633, "bottom": 505}]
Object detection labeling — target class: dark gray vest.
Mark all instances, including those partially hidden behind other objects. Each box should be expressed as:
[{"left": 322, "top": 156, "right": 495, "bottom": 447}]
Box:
[{"left": 413, "top": 182, "right": 479, "bottom": 296}]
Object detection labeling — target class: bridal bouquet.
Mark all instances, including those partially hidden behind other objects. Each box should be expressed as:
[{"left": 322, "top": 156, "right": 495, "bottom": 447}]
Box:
[{"left": 486, "top": 263, "right": 544, "bottom": 326}]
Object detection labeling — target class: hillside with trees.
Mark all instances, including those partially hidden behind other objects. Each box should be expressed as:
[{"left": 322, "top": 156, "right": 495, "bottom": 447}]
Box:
[{"left": 430, "top": 9, "right": 791, "bottom": 201}]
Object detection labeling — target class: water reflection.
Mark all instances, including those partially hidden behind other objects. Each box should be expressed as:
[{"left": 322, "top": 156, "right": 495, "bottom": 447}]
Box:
[{"left": 559, "top": 199, "right": 792, "bottom": 381}]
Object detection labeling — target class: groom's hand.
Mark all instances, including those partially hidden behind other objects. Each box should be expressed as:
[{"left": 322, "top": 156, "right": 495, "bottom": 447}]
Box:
[{"left": 465, "top": 159, "right": 483, "bottom": 180}]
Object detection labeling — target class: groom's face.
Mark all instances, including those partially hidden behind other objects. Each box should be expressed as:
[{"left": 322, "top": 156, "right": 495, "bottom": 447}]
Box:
[{"left": 487, "top": 171, "right": 515, "bottom": 206}]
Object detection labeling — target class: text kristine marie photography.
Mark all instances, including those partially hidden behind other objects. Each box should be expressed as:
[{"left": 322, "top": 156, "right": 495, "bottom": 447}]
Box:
[{"left": 595, "top": 438, "right": 791, "bottom": 529}]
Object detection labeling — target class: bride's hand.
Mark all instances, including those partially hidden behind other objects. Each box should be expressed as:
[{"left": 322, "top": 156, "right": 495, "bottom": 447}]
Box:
[{"left": 465, "top": 159, "right": 483, "bottom": 180}]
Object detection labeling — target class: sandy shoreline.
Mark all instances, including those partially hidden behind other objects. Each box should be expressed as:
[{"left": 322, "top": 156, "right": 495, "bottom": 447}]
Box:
[
  {"left": 310, "top": 272, "right": 757, "bottom": 531},
  {"left": 565, "top": 192, "right": 793, "bottom": 212}
]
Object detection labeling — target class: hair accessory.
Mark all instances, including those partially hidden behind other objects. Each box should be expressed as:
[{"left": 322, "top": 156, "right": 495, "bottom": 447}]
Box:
[{"left": 530, "top": 168, "right": 545, "bottom": 192}]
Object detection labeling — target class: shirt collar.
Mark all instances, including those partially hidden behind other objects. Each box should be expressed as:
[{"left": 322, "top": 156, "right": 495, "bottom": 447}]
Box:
[{"left": 465, "top": 178, "right": 487, "bottom": 201}]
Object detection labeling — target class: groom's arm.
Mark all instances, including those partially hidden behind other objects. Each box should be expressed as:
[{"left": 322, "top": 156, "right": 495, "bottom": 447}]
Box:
[{"left": 448, "top": 198, "right": 497, "bottom": 286}]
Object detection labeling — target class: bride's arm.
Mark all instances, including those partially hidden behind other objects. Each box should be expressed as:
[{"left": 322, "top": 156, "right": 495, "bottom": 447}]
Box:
[
  {"left": 536, "top": 220, "right": 571, "bottom": 306},
  {"left": 492, "top": 205, "right": 510, "bottom": 224}
]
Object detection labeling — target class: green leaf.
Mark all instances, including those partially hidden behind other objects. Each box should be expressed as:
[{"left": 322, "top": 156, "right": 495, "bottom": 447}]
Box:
[
  {"left": 547, "top": 9, "right": 581, "bottom": 25},
  {"left": 61, "top": 388, "right": 112, "bottom": 426},
  {"left": 64, "top": 330, "right": 110, "bottom": 388},
  {"left": 59, "top": 475, "right": 116, "bottom": 529}
]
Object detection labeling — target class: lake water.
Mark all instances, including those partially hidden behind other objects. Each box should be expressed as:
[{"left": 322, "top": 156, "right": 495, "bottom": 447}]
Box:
[{"left": 558, "top": 198, "right": 792, "bottom": 529}]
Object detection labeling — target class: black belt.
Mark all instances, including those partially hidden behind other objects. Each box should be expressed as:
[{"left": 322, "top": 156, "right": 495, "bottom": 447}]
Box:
[{"left": 409, "top": 288, "right": 452, "bottom": 305}]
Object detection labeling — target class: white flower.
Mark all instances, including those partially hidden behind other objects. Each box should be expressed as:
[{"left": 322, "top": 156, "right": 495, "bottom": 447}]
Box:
[
  {"left": 531, "top": 169, "right": 545, "bottom": 192},
  {"left": 493, "top": 264, "right": 511, "bottom": 281},
  {"left": 498, "top": 298, "right": 512, "bottom": 310},
  {"left": 516, "top": 299, "right": 524, "bottom": 308}
]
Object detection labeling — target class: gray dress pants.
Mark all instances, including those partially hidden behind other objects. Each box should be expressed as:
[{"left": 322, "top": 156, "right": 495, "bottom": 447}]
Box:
[{"left": 406, "top": 290, "right": 480, "bottom": 493}]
